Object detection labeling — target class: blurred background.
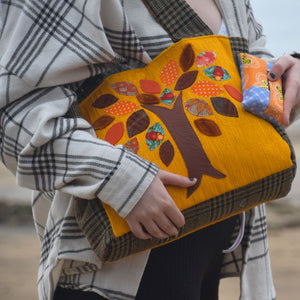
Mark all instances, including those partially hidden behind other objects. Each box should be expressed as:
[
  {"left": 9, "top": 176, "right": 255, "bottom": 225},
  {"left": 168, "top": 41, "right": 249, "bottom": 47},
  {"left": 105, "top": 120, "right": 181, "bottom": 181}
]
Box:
[{"left": 1, "top": 1, "right": 300, "bottom": 299}]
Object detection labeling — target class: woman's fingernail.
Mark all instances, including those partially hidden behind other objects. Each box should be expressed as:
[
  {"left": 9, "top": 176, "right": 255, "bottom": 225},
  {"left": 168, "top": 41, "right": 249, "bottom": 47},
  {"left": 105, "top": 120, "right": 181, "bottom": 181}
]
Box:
[
  {"left": 270, "top": 72, "right": 276, "bottom": 79},
  {"left": 189, "top": 177, "right": 196, "bottom": 182}
]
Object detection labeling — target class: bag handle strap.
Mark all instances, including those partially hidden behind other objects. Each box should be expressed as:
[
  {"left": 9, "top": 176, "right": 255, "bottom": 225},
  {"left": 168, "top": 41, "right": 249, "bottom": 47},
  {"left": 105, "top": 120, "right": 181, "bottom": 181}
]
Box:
[{"left": 141, "top": 0, "right": 213, "bottom": 41}]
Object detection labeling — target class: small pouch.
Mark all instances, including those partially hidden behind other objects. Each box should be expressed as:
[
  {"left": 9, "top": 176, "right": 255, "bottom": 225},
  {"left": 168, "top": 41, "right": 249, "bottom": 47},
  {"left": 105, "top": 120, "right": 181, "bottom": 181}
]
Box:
[{"left": 239, "top": 53, "right": 284, "bottom": 125}]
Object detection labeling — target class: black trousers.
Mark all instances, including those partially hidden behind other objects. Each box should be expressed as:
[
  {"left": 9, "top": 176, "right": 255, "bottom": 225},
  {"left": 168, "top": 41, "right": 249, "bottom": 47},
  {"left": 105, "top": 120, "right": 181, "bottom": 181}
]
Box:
[{"left": 54, "top": 215, "right": 238, "bottom": 300}]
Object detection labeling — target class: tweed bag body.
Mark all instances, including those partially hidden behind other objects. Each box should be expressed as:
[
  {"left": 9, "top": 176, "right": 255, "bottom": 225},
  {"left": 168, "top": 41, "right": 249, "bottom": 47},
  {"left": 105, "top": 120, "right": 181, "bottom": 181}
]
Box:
[{"left": 74, "top": 35, "right": 296, "bottom": 263}]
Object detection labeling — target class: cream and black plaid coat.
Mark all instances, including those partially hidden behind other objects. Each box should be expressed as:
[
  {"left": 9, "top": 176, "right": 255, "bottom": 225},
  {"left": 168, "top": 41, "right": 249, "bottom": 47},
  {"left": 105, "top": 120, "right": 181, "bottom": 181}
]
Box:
[{"left": 0, "top": 0, "right": 279, "bottom": 299}]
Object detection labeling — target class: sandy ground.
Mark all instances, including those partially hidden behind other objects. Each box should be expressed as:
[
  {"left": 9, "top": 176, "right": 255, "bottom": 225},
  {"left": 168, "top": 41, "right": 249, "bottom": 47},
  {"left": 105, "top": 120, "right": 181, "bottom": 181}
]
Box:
[
  {"left": 0, "top": 223, "right": 299, "bottom": 300},
  {"left": 1, "top": 123, "right": 300, "bottom": 299}
]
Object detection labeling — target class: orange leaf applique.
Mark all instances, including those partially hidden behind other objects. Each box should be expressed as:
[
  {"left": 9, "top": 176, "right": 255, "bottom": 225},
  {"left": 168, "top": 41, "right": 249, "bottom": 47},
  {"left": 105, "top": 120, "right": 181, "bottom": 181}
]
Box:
[
  {"left": 105, "top": 122, "right": 124, "bottom": 145},
  {"left": 191, "top": 81, "right": 223, "bottom": 97},
  {"left": 140, "top": 79, "right": 161, "bottom": 94},
  {"left": 224, "top": 84, "right": 243, "bottom": 102},
  {"left": 161, "top": 59, "right": 179, "bottom": 86},
  {"left": 104, "top": 100, "right": 139, "bottom": 116}
]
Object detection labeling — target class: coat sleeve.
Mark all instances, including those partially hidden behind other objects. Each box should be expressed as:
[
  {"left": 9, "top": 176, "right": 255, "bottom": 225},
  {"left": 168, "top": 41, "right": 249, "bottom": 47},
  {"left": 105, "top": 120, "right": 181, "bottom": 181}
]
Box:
[
  {"left": 243, "top": 0, "right": 274, "bottom": 60},
  {"left": 0, "top": 0, "right": 158, "bottom": 218}
]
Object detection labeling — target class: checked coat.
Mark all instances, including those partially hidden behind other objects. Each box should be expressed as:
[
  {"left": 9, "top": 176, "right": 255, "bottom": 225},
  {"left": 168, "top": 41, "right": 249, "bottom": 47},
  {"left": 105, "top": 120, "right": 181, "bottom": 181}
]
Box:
[{"left": 0, "top": 0, "right": 284, "bottom": 299}]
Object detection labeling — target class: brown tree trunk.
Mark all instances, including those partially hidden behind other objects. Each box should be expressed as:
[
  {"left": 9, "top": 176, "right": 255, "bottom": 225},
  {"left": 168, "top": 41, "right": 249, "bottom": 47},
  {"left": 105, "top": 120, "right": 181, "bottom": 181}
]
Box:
[{"left": 143, "top": 92, "right": 225, "bottom": 197}]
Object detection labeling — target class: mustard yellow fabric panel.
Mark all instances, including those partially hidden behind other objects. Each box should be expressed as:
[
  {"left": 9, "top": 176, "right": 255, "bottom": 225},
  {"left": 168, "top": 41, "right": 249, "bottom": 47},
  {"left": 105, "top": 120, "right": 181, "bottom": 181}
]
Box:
[{"left": 79, "top": 36, "right": 292, "bottom": 237}]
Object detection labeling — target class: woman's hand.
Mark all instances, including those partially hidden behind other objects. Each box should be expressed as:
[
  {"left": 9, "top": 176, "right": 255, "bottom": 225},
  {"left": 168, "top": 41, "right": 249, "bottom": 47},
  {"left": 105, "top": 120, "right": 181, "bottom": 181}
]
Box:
[
  {"left": 268, "top": 54, "right": 300, "bottom": 126},
  {"left": 125, "top": 170, "right": 197, "bottom": 240}
]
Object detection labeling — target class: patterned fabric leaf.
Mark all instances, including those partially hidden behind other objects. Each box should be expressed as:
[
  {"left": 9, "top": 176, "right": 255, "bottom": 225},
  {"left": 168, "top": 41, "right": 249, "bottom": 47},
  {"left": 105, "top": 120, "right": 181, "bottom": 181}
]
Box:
[
  {"left": 127, "top": 109, "right": 150, "bottom": 138},
  {"left": 194, "top": 119, "right": 221, "bottom": 136},
  {"left": 92, "top": 115, "right": 115, "bottom": 130},
  {"left": 160, "top": 59, "right": 179, "bottom": 86},
  {"left": 124, "top": 137, "right": 139, "bottom": 154},
  {"left": 140, "top": 79, "right": 161, "bottom": 94},
  {"left": 111, "top": 81, "right": 139, "bottom": 96},
  {"left": 104, "top": 100, "right": 139, "bottom": 116},
  {"left": 191, "top": 80, "right": 223, "bottom": 97},
  {"left": 211, "top": 97, "right": 239, "bottom": 117},
  {"left": 92, "top": 94, "right": 118, "bottom": 109},
  {"left": 175, "top": 70, "right": 198, "bottom": 90},
  {"left": 185, "top": 98, "right": 213, "bottom": 116},
  {"left": 224, "top": 84, "right": 243, "bottom": 102},
  {"left": 105, "top": 122, "right": 124, "bottom": 145},
  {"left": 146, "top": 122, "right": 165, "bottom": 151},
  {"left": 203, "top": 66, "right": 231, "bottom": 81},
  {"left": 137, "top": 94, "right": 160, "bottom": 105},
  {"left": 159, "top": 140, "right": 175, "bottom": 166},
  {"left": 196, "top": 51, "right": 216, "bottom": 67},
  {"left": 180, "top": 43, "right": 195, "bottom": 72},
  {"left": 160, "top": 88, "right": 175, "bottom": 105}
]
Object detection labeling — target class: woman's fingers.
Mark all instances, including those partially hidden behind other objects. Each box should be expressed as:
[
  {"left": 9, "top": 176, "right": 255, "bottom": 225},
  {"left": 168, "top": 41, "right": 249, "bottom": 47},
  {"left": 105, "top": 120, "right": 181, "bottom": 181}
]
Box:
[
  {"left": 158, "top": 169, "right": 197, "bottom": 188},
  {"left": 125, "top": 169, "right": 197, "bottom": 240},
  {"left": 282, "top": 80, "right": 299, "bottom": 125},
  {"left": 268, "top": 55, "right": 295, "bottom": 81},
  {"left": 268, "top": 55, "right": 300, "bottom": 126}
]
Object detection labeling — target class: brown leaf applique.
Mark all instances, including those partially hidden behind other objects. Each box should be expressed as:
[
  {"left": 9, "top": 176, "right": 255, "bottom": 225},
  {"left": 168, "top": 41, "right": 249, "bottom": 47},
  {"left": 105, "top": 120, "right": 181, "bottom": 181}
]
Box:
[
  {"left": 105, "top": 122, "right": 124, "bottom": 145},
  {"left": 92, "top": 115, "right": 115, "bottom": 130},
  {"left": 140, "top": 79, "right": 161, "bottom": 94},
  {"left": 137, "top": 94, "right": 160, "bottom": 105},
  {"left": 92, "top": 94, "right": 118, "bottom": 109},
  {"left": 175, "top": 70, "right": 198, "bottom": 91},
  {"left": 211, "top": 97, "right": 239, "bottom": 117},
  {"left": 180, "top": 44, "right": 195, "bottom": 72},
  {"left": 159, "top": 140, "right": 175, "bottom": 167},
  {"left": 127, "top": 109, "right": 150, "bottom": 138},
  {"left": 194, "top": 119, "right": 221, "bottom": 136}
]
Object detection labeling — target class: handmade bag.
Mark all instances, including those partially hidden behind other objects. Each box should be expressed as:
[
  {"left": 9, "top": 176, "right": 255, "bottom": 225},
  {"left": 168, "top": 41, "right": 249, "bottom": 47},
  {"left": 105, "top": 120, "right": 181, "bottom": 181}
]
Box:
[{"left": 74, "top": 35, "right": 296, "bottom": 263}]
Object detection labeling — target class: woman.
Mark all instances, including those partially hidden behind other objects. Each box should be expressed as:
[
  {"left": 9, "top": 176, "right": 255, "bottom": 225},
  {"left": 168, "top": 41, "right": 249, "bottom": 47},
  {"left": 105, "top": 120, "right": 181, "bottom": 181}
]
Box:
[{"left": 0, "top": 0, "right": 299, "bottom": 299}]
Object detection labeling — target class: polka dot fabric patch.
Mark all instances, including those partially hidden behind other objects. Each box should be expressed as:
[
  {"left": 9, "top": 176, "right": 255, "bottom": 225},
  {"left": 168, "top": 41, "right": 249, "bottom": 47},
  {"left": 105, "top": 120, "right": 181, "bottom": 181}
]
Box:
[
  {"left": 160, "top": 59, "right": 179, "bottom": 86},
  {"left": 191, "top": 80, "right": 223, "bottom": 97},
  {"left": 105, "top": 100, "right": 139, "bottom": 116}
]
